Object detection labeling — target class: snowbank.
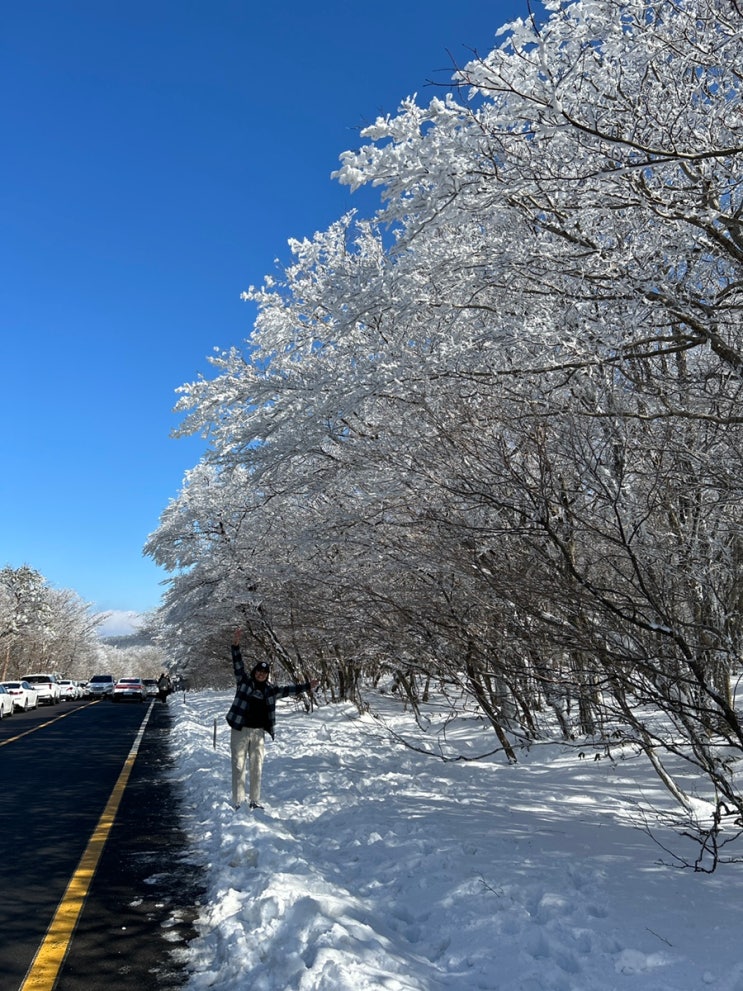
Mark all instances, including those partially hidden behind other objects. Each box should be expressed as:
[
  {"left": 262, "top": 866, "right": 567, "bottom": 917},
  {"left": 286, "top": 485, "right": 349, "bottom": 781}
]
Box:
[{"left": 167, "top": 690, "right": 743, "bottom": 990}]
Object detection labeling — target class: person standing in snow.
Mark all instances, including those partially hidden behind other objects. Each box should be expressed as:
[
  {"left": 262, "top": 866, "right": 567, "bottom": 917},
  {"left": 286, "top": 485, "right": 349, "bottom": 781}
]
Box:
[
  {"left": 157, "top": 671, "right": 172, "bottom": 703},
  {"left": 226, "top": 627, "right": 319, "bottom": 810}
]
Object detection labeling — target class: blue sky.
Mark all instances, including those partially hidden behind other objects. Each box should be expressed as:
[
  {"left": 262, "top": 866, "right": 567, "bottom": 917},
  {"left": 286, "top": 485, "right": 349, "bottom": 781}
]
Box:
[{"left": 1, "top": 1, "right": 527, "bottom": 626}]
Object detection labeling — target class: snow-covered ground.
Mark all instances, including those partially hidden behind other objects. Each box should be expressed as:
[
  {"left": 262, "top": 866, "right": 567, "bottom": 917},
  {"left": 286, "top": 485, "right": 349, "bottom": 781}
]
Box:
[{"left": 166, "top": 689, "right": 743, "bottom": 991}]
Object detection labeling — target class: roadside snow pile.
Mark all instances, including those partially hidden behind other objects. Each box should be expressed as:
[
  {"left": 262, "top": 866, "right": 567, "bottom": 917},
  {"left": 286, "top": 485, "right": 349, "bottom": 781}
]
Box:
[{"left": 168, "top": 690, "right": 743, "bottom": 991}]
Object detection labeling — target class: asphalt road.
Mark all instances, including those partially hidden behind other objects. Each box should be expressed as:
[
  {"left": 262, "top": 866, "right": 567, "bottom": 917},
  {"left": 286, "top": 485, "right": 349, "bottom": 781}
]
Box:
[{"left": 0, "top": 696, "right": 203, "bottom": 991}]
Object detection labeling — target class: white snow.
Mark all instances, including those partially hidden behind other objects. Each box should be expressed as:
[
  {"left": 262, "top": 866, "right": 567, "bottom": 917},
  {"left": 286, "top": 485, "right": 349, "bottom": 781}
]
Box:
[{"left": 167, "top": 689, "right": 743, "bottom": 991}]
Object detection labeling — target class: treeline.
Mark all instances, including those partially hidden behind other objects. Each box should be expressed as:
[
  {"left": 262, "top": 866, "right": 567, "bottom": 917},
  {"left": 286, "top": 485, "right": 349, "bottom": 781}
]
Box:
[
  {"left": 146, "top": 0, "right": 743, "bottom": 864},
  {"left": 0, "top": 565, "right": 165, "bottom": 681}
]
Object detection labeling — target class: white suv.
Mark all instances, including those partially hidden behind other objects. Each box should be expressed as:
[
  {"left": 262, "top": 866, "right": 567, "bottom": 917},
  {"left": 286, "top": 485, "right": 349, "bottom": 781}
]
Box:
[
  {"left": 87, "top": 674, "right": 115, "bottom": 699},
  {"left": 21, "top": 673, "right": 61, "bottom": 705}
]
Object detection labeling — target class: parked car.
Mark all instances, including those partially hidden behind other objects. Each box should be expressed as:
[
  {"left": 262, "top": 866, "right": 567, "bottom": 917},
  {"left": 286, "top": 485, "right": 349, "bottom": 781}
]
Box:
[
  {"left": 0, "top": 680, "right": 39, "bottom": 711},
  {"left": 0, "top": 685, "right": 14, "bottom": 718},
  {"left": 112, "top": 677, "right": 147, "bottom": 703},
  {"left": 88, "top": 674, "right": 115, "bottom": 699},
  {"left": 58, "top": 679, "right": 80, "bottom": 700},
  {"left": 142, "top": 678, "right": 159, "bottom": 698},
  {"left": 21, "top": 673, "right": 61, "bottom": 705}
]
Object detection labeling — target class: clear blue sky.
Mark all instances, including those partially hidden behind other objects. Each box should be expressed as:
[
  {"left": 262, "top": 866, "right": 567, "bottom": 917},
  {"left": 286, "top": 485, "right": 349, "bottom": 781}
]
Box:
[{"left": 1, "top": 0, "right": 527, "bottom": 623}]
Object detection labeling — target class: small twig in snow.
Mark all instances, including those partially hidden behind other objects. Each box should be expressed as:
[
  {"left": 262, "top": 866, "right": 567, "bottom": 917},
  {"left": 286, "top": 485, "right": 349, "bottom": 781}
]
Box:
[{"left": 646, "top": 927, "right": 673, "bottom": 947}]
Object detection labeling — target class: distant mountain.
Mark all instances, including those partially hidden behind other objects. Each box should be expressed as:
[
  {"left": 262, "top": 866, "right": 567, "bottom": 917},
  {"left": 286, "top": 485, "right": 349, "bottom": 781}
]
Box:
[
  {"left": 101, "top": 631, "right": 155, "bottom": 649},
  {"left": 95, "top": 609, "right": 147, "bottom": 638}
]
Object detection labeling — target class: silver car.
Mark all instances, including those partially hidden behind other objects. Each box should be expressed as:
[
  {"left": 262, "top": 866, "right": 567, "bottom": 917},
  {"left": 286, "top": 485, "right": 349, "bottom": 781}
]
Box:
[{"left": 87, "top": 674, "right": 115, "bottom": 699}]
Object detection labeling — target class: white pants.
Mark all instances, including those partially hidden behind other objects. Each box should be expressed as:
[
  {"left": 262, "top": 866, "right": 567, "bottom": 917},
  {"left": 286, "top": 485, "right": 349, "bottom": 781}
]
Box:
[{"left": 230, "top": 726, "right": 265, "bottom": 806}]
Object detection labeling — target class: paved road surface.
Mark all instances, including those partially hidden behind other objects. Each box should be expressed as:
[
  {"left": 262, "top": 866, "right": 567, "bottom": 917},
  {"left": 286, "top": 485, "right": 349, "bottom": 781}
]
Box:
[{"left": 0, "top": 697, "right": 203, "bottom": 991}]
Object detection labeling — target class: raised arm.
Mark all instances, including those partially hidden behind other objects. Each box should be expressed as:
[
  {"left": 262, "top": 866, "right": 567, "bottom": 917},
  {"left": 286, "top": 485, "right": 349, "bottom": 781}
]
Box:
[
  {"left": 231, "top": 628, "right": 245, "bottom": 679},
  {"left": 273, "top": 677, "right": 320, "bottom": 699}
]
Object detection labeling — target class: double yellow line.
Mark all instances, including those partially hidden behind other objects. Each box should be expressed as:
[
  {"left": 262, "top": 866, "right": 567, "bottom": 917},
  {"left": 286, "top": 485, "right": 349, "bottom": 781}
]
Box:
[{"left": 19, "top": 701, "right": 155, "bottom": 991}]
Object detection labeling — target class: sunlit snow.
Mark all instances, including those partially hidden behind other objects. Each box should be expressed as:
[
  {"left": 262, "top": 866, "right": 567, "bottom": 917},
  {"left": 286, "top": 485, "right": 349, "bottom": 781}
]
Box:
[{"left": 166, "top": 690, "right": 743, "bottom": 991}]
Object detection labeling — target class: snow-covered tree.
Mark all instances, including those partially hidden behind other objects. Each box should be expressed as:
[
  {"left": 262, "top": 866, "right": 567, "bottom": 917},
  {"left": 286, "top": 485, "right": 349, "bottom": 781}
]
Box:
[
  {"left": 148, "top": 0, "right": 743, "bottom": 853},
  {"left": 0, "top": 565, "right": 106, "bottom": 679}
]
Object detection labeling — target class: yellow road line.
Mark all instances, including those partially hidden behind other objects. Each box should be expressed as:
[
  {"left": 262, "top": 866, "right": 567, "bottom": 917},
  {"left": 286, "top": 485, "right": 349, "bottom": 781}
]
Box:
[
  {"left": 0, "top": 700, "right": 99, "bottom": 748},
  {"left": 19, "top": 701, "right": 155, "bottom": 991}
]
